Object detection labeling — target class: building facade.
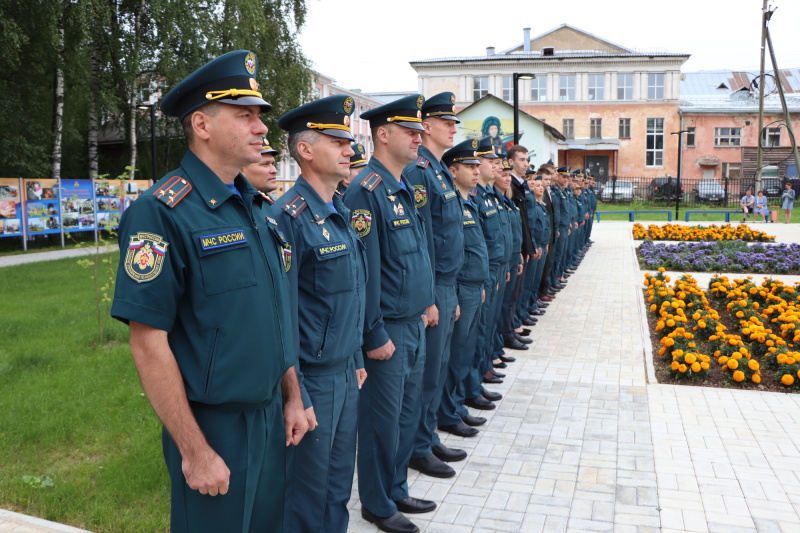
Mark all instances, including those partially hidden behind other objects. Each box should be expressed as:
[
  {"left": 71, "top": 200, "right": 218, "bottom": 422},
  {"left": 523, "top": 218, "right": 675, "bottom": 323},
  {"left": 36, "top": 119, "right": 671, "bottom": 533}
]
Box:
[{"left": 410, "top": 24, "right": 690, "bottom": 179}]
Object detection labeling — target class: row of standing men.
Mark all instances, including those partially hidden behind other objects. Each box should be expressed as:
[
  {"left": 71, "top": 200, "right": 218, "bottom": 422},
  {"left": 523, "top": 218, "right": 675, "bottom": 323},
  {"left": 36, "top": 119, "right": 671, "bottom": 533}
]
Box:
[{"left": 110, "top": 50, "right": 597, "bottom": 533}]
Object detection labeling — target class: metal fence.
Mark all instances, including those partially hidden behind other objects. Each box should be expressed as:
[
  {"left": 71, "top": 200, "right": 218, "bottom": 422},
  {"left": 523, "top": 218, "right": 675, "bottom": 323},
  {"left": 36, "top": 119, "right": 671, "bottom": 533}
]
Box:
[{"left": 595, "top": 175, "right": 799, "bottom": 209}]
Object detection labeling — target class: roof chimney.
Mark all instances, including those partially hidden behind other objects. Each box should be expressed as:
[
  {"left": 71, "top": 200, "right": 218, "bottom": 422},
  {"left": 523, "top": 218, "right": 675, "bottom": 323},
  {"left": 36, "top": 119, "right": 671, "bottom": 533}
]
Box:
[
  {"left": 523, "top": 28, "right": 531, "bottom": 53},
  {"left": 486, "top": 46, "right": 495, "bottom": 56}
]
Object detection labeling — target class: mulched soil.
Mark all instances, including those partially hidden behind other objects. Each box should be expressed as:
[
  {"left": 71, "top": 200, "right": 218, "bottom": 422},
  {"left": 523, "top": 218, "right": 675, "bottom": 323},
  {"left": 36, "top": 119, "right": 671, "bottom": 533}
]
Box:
[{"left": 644, "top": 290, "right": 797, "bottom": 394}]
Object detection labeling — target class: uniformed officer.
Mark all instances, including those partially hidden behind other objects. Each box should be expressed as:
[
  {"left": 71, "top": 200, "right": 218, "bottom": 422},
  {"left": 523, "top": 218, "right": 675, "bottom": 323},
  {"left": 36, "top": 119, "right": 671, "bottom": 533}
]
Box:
[
  {"left": 403, "top": 92, "right": 466, "bottom": 479},
  {"left": 550, "top": 166, "right": 572, "bottom": 289},
  {"left": 537, "top": 163, "right": 559, "bottom": 302},
  {"left": 437, "top": 140, "right": 488, "bottom": 437},
  {"left": 242, "top": 135, "right": 279, "bottom": 198},
  {"left": 340, "top": 141, "right": 367, "bottom": 193},
  {"left": 110, "top": 50, "right": 307, "bottom": 533},
  {"left": 343, "top": 94, "right": 435, "bottom": 533},
  {"left": 275, "top": 95, "right": 367, "bottom": 533}
]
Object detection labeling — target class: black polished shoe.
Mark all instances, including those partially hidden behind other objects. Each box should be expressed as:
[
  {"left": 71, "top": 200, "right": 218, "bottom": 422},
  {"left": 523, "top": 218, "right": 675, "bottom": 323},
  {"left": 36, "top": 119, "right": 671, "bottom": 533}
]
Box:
[
  {"left": 498, "top": 354, "right": 516, "bottom": 363},
  {"left": 462, "top": 414, "right": 487, "bottom": 426},
  {"left": 531, "top": 309, "right": 546, "bottom": 316},
  {"left": 493, "top": 361, "right": 507, "bottom": 369},
  {"left": 361, "top": 508, "right": 420, "bottom": 533},
  {"left": 519, "top": 328, "right": 532, "bottom": 336},
  {"left": 482, "top": 375, "right": 503, "bottom": 384},
  {"left": 465, "top": 395, "right": 496, "bottom": 410},
  {"left": 438, "top": 421, "right": 478, "bottom": 437},
  {"left": 394, "top": 497, "right": 437, "bottom": 514},
  {"left": 432, "top": 443, "right": 467, "bottom": 462},
  {"left": 536, "top": 301, "right": 549, "bottom": 308},
  {"left": 408, "top": 454, "right": 455, "bottom": 479},
  {"left": 490, "top": 369, "right": 506, "bottom": 378},
  {"left": 514, "top": 333, "right": 533, "bottom": 345},
  {"left": 504, "top": 336, "right": 527, "bottom": 349},
  {"left": 481, "top": 389, "right": 503, "bottom": 401},
  {"left": 522, "top": 317, "right": 537, "bottom": 326}
]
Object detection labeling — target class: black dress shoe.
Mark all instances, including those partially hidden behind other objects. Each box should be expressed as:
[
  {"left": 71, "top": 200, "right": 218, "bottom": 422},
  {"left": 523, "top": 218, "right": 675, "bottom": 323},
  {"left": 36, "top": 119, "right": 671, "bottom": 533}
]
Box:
[
  {"left": 481, "top": 389, "right": 503, "bottom": 401},
  {"left": 514, "top": 333, "right": 532, "bottom": 345},
  {"left": 394, "top": 497, "right": 437, "bottom": 514},
  {"left": 504, "top": 336, "right": 527, "bottom": 349},
  {"left": 490, "top": 369, "right": 506, "bottom": 378},
  {"left": 493, "top": 361, "right": 507, "bottom": 369},
  {"left": 465, "top": 395, "right": 496, "bottom": 410},
  {"left": 522, "top": 318, "right": 537, "bottom": 326},
  {"left": 482, "top": 375, "right": 503, "bottom": 384},
  {"left": 519, "top": 328, "right": 531, "bottom": 336},
  {"left": 432, "top": 443, "right": 467, "bottom": 462},
  {"left": 499, "top": 354, "right": 516, "bottom": 363},
  {"left": 408, "top": 454, "right": 455, "bottom": 478},
  {"left": 462, "top": 414, "right": 486, "bottom": 426},
  {"left": 438, "top": 421, "right": 478, "bottom": 437},
  {"left": 531, "top": 309, "right": 546, "bottom": 316},
  {"left": 536, "top": 301, "right": 549, "bottom": 308},
  {"left": 361, "top": 508, "right": 419, "bottom": 533}
]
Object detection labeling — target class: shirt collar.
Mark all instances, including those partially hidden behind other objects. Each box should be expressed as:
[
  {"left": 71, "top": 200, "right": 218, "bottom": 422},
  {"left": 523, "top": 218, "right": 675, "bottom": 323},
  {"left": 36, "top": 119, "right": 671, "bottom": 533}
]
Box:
[
  {"left": 180, "top": 150, "right": 258, "bottom": 210},
  {"left": 291, "top": 176, "right": 341, "bottom": 222}
]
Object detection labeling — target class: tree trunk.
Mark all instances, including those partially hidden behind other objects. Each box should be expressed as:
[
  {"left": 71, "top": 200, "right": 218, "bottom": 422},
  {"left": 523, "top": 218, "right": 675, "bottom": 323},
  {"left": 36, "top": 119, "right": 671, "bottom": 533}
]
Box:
[
  {"left": 128, "top": 86, "right": 137, "bottom": 179},
  {"left": 87, "top": 39, "right": 100, "bottom": 180},
  {"left": 50, "top": 0, "right": 65, "bottom": 181}
]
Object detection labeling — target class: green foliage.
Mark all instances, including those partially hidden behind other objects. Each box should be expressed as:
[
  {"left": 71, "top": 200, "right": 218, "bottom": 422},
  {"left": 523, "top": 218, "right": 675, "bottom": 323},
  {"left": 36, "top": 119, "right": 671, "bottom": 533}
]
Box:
[{"left": 22, "top": 476, "right": 54, "bottom": 490}]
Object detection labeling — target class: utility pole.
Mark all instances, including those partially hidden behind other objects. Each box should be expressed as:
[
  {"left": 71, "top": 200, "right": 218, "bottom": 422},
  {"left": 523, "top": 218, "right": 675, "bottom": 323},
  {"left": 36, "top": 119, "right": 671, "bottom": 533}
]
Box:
[
  {"left": 765, "top": 20, "right": 800, "bottom": 181},
  {"left": 755, "top": 0, "right": 768, "bottom": 193}
]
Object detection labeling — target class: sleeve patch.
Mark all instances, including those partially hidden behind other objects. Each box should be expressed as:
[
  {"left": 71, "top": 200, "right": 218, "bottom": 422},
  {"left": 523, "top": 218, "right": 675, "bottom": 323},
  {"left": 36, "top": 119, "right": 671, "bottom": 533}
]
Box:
[
  {"left": 124, "top": 232, "right": 169, "bottom": 283},
  {"left": 351, "top": 209, "right": 372, "bottom": 238}
]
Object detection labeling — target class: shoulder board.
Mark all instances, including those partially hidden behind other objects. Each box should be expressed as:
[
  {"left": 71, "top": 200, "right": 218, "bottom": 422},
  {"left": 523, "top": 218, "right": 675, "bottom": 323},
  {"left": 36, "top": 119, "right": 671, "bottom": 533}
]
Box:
[
  {"left": 259, "top": 191, "right": 275, "bottom": 205},
  {"left": 153, "top": 176, "right": 192, "bottom": 208},
  {"left": 361, "top": 172, "right": 382, "bottom": 192},
  {"left": 281, "top": 194, "right": 308, "bottom": 219},
  {"left": 415, "top": 156, "right": 430, "bottom": 169}
]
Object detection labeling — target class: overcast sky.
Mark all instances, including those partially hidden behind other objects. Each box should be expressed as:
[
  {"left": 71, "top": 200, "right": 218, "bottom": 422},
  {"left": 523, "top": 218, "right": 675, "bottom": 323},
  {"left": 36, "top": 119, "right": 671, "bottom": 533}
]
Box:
[{"left": 297, "top": 0, "right": 800, "bottom": 94}]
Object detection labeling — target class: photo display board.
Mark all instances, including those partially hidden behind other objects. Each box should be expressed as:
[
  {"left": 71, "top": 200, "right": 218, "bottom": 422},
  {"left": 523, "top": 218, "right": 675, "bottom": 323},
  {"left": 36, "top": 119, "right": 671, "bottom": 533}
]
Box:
[{"left": 0, "top": 178, "right": 23, "bottom": 237}]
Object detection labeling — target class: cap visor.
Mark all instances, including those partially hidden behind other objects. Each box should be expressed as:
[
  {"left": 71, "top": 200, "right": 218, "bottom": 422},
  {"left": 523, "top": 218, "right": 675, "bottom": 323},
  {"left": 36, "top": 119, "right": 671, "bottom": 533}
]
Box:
[
  {"left": 395, "top": 121, "right": 426, "bottom": 131},
  {"left": 218, "top": 96, "right": 272, "bottom": 112},
  {"left": 350, "top": 161, "right": 368, "bottom": 168},
  {"left": 461, "top": 158, "right": 480, "bottom": 165},
  {"left": 260, "top": 148, "right": 279, "bottom": 155},
  {"left": 437, "top": 114, "right": 460, "bottom": 123},
  {"left": 480, "top": 153, "right": 500, "bottom": 159},
  {"left": 321, "top": 129, "right": 355, "bottom": 141}
]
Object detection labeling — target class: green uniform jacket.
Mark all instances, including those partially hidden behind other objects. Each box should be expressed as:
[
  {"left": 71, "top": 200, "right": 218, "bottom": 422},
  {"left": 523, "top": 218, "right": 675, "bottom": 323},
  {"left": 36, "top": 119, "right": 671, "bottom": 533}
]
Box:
[{"left": 111, "top": 151, "right": 294, "bottom": 407}]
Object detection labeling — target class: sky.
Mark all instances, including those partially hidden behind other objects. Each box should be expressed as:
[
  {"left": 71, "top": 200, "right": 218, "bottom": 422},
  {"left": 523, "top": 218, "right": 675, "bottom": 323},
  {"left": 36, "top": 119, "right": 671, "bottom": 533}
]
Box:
[{"left": 297, "top": 0, "right": 800, "bottom": 94}]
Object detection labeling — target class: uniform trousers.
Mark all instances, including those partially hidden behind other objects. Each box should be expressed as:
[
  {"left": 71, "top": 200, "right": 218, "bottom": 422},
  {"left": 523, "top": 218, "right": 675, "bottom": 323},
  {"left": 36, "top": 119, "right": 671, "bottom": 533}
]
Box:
[
  {"left": 357, "top": 319, "right": 425, "bottom": 518},
  {"left": 436, "top": 282, "right": 482, "bottom": 428},
  {"left": 163, "top": 399, "right": 285, "bottom": 533},
  {"left": 414, "top": 283, "right": 458, "bottom": 458},
  {"left": 462, "top": 265, "right": 503, "bottom": 402},
  {"left": 489, "top": 263, "right": 510, "bottom": 361},
  {"left": 501, "top": 260, "right": 523, "bottom": 338},
  {"left": 285, "top": 358, "right": 358, "bottom": 533}
]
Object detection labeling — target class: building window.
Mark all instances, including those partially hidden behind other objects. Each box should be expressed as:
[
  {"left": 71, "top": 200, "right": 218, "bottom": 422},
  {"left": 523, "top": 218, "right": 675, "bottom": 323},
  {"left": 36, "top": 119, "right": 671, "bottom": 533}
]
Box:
[
  {"left": 588, "top": 74, "right": 604, "bottom": 100},
  {"left": 530, "top": 76, "right": 547, "bottom": 101},
  {"left": 619, "top": 118, "right": 631, "bottom": 139},
  {"left": 501, "top": 75, "right": 513, "bottom": 102},
  {"left": 762, "top": 127, "right": 781, "bottom": 147},
  {"left": 590, "top": 118, "right": 602, "bottom": 139},
  {"left": 647, "top": 73, "right": 664, "bottom": 100},
  {"left": 617, "top": 73, "right": 633, "bottom": 100},
  {"left": 722, "top": 162, "right": 742, "bottom": 179},
  {"left": 312, "top": 86, "right": 321, "bottom": 100},
  {"left": 686, "top": 127, "right": 695, "bottom": 147},
  {"left": 646, "top": 118, "right": 664, "bottom": 167},
  {"left": 562, "top": 118, "right": 574, "bottom": 139},
  {"left": 473, "top": 76, "right": 488, "bottom": 101},
  {"left": 559, "top": 74, "right": 575, "bottom": 101},
  {"left": 715, "top": 127, "right": 741, "bottom": 146}
]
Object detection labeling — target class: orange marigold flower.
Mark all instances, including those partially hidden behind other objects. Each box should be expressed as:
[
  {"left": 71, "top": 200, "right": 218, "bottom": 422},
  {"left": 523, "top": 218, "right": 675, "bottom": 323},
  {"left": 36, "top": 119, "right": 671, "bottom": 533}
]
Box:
[
  {"left": 733, "top": 370, "right": 745, "bottom": 382},
  {"left": 671, "top": 361, "right": 679, "bottom": 371},
  {"left": 684, "top": 353, "right": 697, "bottom": 365},
  {"left": 727, "top": 359, "right": 739, "bottom": 370},
  {"left": 748, "top": 360, "right": 759, "bottom": 371},
  {"left": 678, "top": 364, "right": 687, "bottom": 373},
  {"left": 781, "top": 374, "right": 795, "bottom": 386},
  {"left": 752, "top": 373, "right": 761, "bottom": 384},
  {"left": 691, "top": 362, "right": 702, "bottom": 373}
]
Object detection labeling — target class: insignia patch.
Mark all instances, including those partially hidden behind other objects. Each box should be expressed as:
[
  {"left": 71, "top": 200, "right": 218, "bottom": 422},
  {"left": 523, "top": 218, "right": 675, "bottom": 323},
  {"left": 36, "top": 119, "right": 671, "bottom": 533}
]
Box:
[
  {"left": 282, "top": 246, "right": 292, "bottom": 272},
  {"left": 416, "top": 95, "right": 424, "bottom": 109},
  {"left": 266, "top": 216, "right": 278, "bottom": 226},
  {"left": 443, "top": 190, "right": 457, "bottom": 200},
  {"left": 463, "top": 219, "right": 476, "bottom": 226},
  {"left": 450, "top": 94, "right": 456, "bottom": 104},
  {"left": 463, "top": 209, "right": 472, "bottom": 218},
  {"left": 344, "top": 115, "right": 351, "bottom": 127},
  {"left": 317, "top": 242, "right": 348, "bottom": 257},
  {"left": 413, "top": 185, "right": 427, "bottom": 208},
  {"left": 357, "top": 143, "right": 364, "bottom": 152},
  {"left": 351, "top": 209, "right": 372, "bottom": 238},
  {"left": 198, "top": 230, "right": 247, "bottom": 250},
  {"left": 249, "top": 78, "right": 259, "bottom": 91},
  {"left": 343, "top": 96, "right": 354, "bottom": 114},
  {"left": 391, "top": 217, "right": 411, "bottom": 228},
  {"left": 244, "top": 53, "right": 256, "bottom": 75},
  {"left": 124, "top": 232, "right": 168, "bottom": 283},
  {"left": 393, "top": 203, "right": 405, "bottom": 216},
  {"left": 471, "top": 139, "right": 479, "bottom": 149},
  {"left": 322, "top": 227, "right": 330, "bottom": 241}
]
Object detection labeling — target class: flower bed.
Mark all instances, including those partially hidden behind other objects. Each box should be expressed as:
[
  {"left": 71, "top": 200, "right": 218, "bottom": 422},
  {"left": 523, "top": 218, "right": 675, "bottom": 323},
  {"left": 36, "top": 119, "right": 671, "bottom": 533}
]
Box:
[
  {"left": 638, "top": 241, "right": 800, "bottom": 274},
  {"left": 633, "top": 222, "right": 774, "bottom": 242},
  {"left": 644, "top": 268, "right": 800, "bottom": 391}
]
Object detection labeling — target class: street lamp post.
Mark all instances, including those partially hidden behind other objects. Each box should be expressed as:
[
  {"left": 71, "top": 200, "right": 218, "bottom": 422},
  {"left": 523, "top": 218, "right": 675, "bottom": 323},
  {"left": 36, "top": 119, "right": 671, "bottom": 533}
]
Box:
[
  {"left": 671, "top": 130, "right": 690, "bottom": 219},
  {"left": 137, "top": 102, "right": 158, "bottom": 180},
  {"left": 513, "top": 73, "right": 535, "bottom": 145}
]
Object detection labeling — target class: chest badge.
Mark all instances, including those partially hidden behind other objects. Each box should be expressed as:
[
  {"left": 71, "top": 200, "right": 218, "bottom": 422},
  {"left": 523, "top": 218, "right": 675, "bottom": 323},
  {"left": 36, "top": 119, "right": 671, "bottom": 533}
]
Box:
[
  {"left": 393, "top": 203, "right": 405, "bottom": 216},
  {"left": 322, "top": 227, "right": 330, "bottom": 241},
  {"left": 387, "top": 195, "right": 396, "bottom": 202}
]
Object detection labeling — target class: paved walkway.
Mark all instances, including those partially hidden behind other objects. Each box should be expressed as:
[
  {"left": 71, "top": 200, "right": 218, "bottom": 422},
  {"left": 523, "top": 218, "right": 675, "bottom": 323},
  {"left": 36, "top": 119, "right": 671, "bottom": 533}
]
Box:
[{"left": 2, "top": 221, "right": 800, "bottom": 532}]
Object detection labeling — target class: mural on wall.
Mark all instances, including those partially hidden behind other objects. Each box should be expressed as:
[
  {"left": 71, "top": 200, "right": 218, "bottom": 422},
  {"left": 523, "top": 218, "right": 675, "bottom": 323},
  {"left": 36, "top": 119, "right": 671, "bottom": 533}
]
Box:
[{"left": 462, "top": 116, "right": 518, "bottom": 156}]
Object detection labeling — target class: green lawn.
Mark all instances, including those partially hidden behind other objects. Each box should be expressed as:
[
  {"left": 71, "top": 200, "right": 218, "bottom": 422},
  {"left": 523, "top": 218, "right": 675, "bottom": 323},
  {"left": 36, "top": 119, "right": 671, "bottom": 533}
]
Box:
[
  {"left": 595, "top": 201, "right": 800, "bottom": 223},
  {"left": 0, "top": 254, "right": 169, "bottom": 533}
]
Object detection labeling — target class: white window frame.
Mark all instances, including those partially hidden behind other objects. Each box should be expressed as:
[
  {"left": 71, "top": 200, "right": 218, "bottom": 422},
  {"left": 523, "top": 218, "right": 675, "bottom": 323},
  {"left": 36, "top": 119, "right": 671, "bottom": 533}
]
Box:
[
  {"left": 501, "top": 75, "right": 513, "bottom": 102},
  {"left": 588, "top": 74, "right": 604, "bottom": 101},
  {"left": 530, "top": 76, "right": 547, "bottom": 101},
  {"left": 619, "top": 118, "right": 631, "bottom": 139},
  {"left": 617, "top": 73, "right": 633, "bottom": 100},
  {"left": 473, "top": 76, "right": 489, "bottom": 101},
  {"left": 646, "top": 118, "right": 664, "bottom": 167},
  {"left": 590, "top": 118, "right": 602, "bottom": 139},
  {"left": 762, "top": 127, "right": 781, "bottom": 147},
  {"left": 560, "top": 74, "right": 576, "bottom": 101},
  {"left": 647, "top": 73, "right": 664, "bottom": 100},
  {"left": 715, "top": 127, "right": 742, "bottom": 147},
  {"left": 563, "top": 118, "right": 574, "bottom": 139}
]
